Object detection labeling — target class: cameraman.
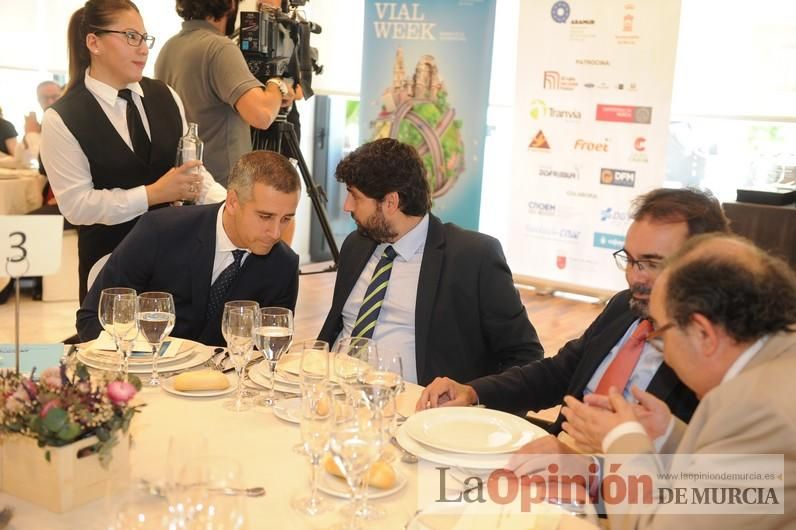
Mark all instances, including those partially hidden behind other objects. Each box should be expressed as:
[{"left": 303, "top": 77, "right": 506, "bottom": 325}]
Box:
[{"left": 155, "top": 0, "right": 295, "bottom": 186}]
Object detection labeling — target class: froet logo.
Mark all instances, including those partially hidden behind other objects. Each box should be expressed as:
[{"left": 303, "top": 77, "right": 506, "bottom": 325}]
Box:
[
  {"left": 594, "top": 232, "right": 626, "bottom": 250},
  {"left": 551, "top": 1, "right": 570, "bottom": 23},
  {"left": 600, "top": 168, "right": 636, "bottom": 187},
  {"left": 539, "top": 166, "right": 579, "bottom": 179},
  {"left": 596, "top": 104, "right": 651, "bottom": 124},
  {"left": 528, "top": 130, "right": 551, "bottom": 151},
  {"left": 529, "top": 99, "right": 582, "bottom": 120},
  {"left": 574, "top": 139, "right": 609, "bottom": 152},
  {"left": 543, "top": 71, "right": 577, "bottom": 90},
  {"left": 527, "top": 201, "right": 557, "bottom": 215}
]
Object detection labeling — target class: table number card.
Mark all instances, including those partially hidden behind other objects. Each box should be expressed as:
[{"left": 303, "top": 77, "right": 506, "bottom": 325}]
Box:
[{"left": 0, "top": 215, "right": 63, "bottom": 276}]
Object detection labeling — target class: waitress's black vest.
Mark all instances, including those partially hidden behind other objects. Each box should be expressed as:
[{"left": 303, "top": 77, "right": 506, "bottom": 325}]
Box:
[{"left": 52, "top": 77, "right": 181, "bottom": 301}]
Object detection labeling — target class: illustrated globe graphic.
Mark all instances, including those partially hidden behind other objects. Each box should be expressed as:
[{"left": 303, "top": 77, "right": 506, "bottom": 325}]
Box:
[{"left": 370, "top": 52, "right": 465, "bottom": 198}]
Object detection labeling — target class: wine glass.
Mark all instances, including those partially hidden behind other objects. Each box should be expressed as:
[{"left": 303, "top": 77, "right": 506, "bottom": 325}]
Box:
[
  {"left": 136, "top": 292, "right": 175, "bottom": 387},
  {"left": 328, "top": 389, "right": 384, "bottom": 530},
  {"left": 112, "top": 295, "right": 139, "bottom": 381},
  {"left": 222, "top": 301, "right": 259, "bottom": 398},
  {"left": 106, "top": 479, "right": 173, "bottom": 530},
  {"left": 333, "top": 337, "right": 377, "bottom": 395},
  {"left": 291, "top": 384, "right": 334, "bottom": 516},
  {"left": 300, "top": 340, "right": 330, "bottom": 385},
  {"left": 253, "top": 307, "right": 293, "bottom": 407},
  {"left": 99, "top": 287, "right": 136, "bottom": 364},
  {"left": 222, "top": 304, "right": 258, "bottom": 412},
  {"left": 367, "top": 349, "right": 404, "bottom": 465},
  {"left": 173, "top": 456, "right": 245, "bottom": 530}
]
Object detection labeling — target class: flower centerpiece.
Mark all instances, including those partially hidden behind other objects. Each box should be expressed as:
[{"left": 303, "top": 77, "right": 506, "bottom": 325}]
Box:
[{"left": 0, "top": 362, "right": 143, "bottom": 467}]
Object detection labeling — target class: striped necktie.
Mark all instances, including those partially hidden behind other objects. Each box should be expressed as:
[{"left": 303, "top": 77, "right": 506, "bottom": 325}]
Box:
[{"left": 351, "top": 245, "right": 398, "bottom": 339}]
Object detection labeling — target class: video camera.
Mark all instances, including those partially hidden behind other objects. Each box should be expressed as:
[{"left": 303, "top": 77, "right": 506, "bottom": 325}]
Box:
[{"left": 239, "top": 0, "right": 323, "bottom": 98}]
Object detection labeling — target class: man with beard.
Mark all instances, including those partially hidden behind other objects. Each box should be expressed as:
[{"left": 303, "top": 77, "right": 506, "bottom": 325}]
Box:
[
  {"left": 155, "top": 0, "right": 293, "bottom": 186},
  {"left": 418, "top": 188, "right": 730, "bottom": 438},
  {"left": 318, "top": 138, "right": 544, "bottom": 385}
]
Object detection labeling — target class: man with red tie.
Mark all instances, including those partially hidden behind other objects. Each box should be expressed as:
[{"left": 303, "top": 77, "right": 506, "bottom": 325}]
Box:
[{"left": 417, "top": 188, "right": 730, "bottom": 438}]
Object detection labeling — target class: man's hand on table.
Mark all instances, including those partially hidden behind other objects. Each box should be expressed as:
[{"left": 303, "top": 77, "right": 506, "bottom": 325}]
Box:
[{"left": 415, "top": 377, "right": 478, "bottom": 410}]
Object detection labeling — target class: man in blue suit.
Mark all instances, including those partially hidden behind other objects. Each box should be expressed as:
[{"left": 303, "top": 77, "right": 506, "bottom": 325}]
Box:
[{"left": 77, "top": 150, "right": 300, "bottom": 346}]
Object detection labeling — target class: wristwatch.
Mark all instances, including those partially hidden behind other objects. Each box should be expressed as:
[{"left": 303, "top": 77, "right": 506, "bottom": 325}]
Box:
[{"left": 266, "top": 78, "right": 288, "bottom": 97}]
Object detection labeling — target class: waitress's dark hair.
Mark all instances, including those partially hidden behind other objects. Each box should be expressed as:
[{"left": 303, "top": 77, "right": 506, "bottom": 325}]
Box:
[{"left": 66, "top": 0, "right": 140, "bottom": 92}]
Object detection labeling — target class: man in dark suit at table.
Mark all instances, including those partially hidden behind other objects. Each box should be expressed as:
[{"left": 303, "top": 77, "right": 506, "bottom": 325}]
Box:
[
  {"left": 317, "top": 138, "right": 544, "bottom": 385},
  {"left": 77, "top": 150, "right": 300, "bottom": 346},
  {"left": 418, "top": 188, "right": 730, "bottom": 439}
]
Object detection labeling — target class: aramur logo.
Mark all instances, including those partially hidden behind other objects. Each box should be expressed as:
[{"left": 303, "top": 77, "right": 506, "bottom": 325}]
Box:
[{"left": 551, "top": 1, "right": 570, "bottom": 23}]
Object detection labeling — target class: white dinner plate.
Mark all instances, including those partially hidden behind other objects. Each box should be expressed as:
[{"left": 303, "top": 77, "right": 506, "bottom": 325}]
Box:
[
  {"left": 77, "top": 340, "right": 213, "bottom": 374},
  {"left": 318, "top": 467, "right": 407, "bottom": 500},
  {"left": 403, "top": 407, "right": 543, "bottom": 455},
  {"left": 272, "top": 397, "right": 302, "bottom": 423},
  {"left": 248, "top": 365, "right": 300, "bottom": 394},
  {"left": 395, "top": 424, "right": 512, "bottom": 470},
  {"left": 80, "top": 334, "right": 191, "bottom": 366},
  {"left": 162, "top": 371, "right": 238, "bottom": 398}
]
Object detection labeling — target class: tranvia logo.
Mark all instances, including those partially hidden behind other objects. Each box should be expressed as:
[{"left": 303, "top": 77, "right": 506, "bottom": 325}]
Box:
[
  {"left": 529, "top": 99, "right": 581, "bottom": 120},
  {"left": 551, "top": 1, "right": 570, "bottom": 23},
  {"left": 594, "top": 232, "right": 625, "bottom": 250}
]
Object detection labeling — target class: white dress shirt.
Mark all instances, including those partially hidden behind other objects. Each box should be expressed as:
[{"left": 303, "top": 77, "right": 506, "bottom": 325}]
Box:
[
  {"left": 340, "top": 214, "right": 430, "bottom": 384},
  {"left": 40, "top": 69, "right": 226, "bottom": 226},
  {"left": 211, "top": 204, "right": 249, "bottom": 285}
]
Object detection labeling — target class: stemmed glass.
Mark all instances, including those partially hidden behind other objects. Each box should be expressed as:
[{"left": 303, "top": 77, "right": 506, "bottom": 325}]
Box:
[
  {"left": 253, "top": 307, "right": 293, "bottom": 407},
  {"left": 289, "top": 340, "right": 330, "bottom": 455},
  {"left": 222, "top": 300, "right": 259, "bottom": 398},
  {"left": 136, "top": 292, "right": 175, "bottom": 387},
  {"left": 98, "top": 287, "right": 137, "bottom": 367},
  {"left": 328, "top": 388, "right": 384, "bottom": 530},
  {"left": 173, "top": 456, "right": 245, "bottom": 530},
  {"left": 112, "top": 295, "right": 139, "bottom": 381},
  {"left": 369, "top": 350, "right": 404, "bottom": 464},
  {"left": 222, "top": 303, "right": 259, "bottom": 412},
  {"left": 333, "top": 337, "right": 377, "bottom": 394},
  {"left": 291, "top": 382, "right": 334, "bottom": 516}
]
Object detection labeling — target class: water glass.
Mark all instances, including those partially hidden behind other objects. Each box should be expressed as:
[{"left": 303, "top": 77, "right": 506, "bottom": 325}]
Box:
[
  {"left": 222, "top": 303, "right": 259, "bottom": 412},
  {"left": 254, "top": 307, "right": 293, "bottom": 406},
  {"left": 333, "top": 337, "right": 377, "bottom": 393},
  {"left": 99, "top": 287, "right": 137, "bottom": 368},
  {"left": 136, "top": 292, "right": 175, "bottom": 387},
  {"left": 113, "top": 295, "right": 139, "bottom": 380},
  {"left": 222, "top": 301, "right": 260, "bottom": 398},
  {"left": 291, "top": 384, "right": 334, "bottom": 516}
]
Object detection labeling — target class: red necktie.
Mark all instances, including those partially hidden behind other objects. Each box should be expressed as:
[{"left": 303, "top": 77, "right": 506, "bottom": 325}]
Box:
[{"left": 594, "top": 319, "right": 653, "bottom": 395}]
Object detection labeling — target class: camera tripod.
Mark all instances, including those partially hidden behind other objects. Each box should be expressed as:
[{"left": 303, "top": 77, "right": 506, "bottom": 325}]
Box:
[{"left": 252, "top": 111, "right": 340, "bottom": 271}]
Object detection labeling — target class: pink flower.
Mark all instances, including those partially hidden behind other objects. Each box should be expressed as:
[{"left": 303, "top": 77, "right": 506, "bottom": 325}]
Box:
[
  {"left": 21, "top": 379, "right": 37, "bottom": 399},
  {"left": 39, "top": 399, "right": 62, "bottom": 418},
  {"left": 40, "top": 367, "right": 62, "bottom": 390},
  {"left": 5, "top": 387, "right": 29, "bottom": 413},
  {"left": 107, "top": 381, "right": 137, "bottom": 406}
]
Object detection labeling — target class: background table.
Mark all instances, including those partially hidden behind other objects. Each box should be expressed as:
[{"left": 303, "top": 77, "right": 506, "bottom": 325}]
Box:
[
  {"left": 0, "top": 168, "right": 44, "bottom": 216},
  {"left": 723, "top": 201, "right": 796, "bottom": 268}
]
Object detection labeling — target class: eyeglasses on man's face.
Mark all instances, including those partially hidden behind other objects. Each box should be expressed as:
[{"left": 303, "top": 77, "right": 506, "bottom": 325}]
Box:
[
  {"left": 645, "top": 322, "right": 675, "bottom": 352},
  {"left": 91, "top": 28, "right": 156, "bottom": 49},
  {"left": 612, "top": 249, "right": 664, "bottom": 273}
]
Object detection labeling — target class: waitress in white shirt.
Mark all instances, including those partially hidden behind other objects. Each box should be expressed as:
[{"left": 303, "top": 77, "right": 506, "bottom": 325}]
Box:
[{"left": 41, "top": 0, "right": 225, "bottom": 301}]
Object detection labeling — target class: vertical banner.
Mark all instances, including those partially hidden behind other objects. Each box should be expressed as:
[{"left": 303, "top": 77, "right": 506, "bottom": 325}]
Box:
[
  {"left": 359, "top": 0, "right": 497, "bottom": 229},
  {"left": 506, "top": 0, "right": 681, "bottom": 292}
]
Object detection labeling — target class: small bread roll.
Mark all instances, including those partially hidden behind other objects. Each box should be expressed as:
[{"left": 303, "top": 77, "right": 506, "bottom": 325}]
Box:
[
  {"left": 323, "top": 455, "right": 396, "bottom": 489},
  {"left": 173, "top": 369, "right": 230, "bottom": 391}
]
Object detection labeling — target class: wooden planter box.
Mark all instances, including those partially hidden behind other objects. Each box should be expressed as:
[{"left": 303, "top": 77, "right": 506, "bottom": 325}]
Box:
[{"left": 0, "top": 434, "right": 130, "bottom": 512}]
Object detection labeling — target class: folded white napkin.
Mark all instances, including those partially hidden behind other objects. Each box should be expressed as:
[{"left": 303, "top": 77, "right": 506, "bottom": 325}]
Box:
[{"left": 93, "top": 331, "right": 183, "bottom": 358}]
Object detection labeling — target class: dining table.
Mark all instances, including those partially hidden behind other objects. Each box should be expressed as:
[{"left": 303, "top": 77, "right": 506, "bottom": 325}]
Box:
[
  {"left": 0, "top": 343, "right": 601, "bottom": 530},
  {"left": 0, "top": 167, "right": 45, "bottom": 216}
]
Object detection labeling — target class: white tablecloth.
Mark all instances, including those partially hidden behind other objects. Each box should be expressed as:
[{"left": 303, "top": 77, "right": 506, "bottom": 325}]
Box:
[
  {"left": 0, "top": 168, "right": 44, "bottom": 215},
  {"left": 0, "top": 379, "right": 598, "bottom": 530}
]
